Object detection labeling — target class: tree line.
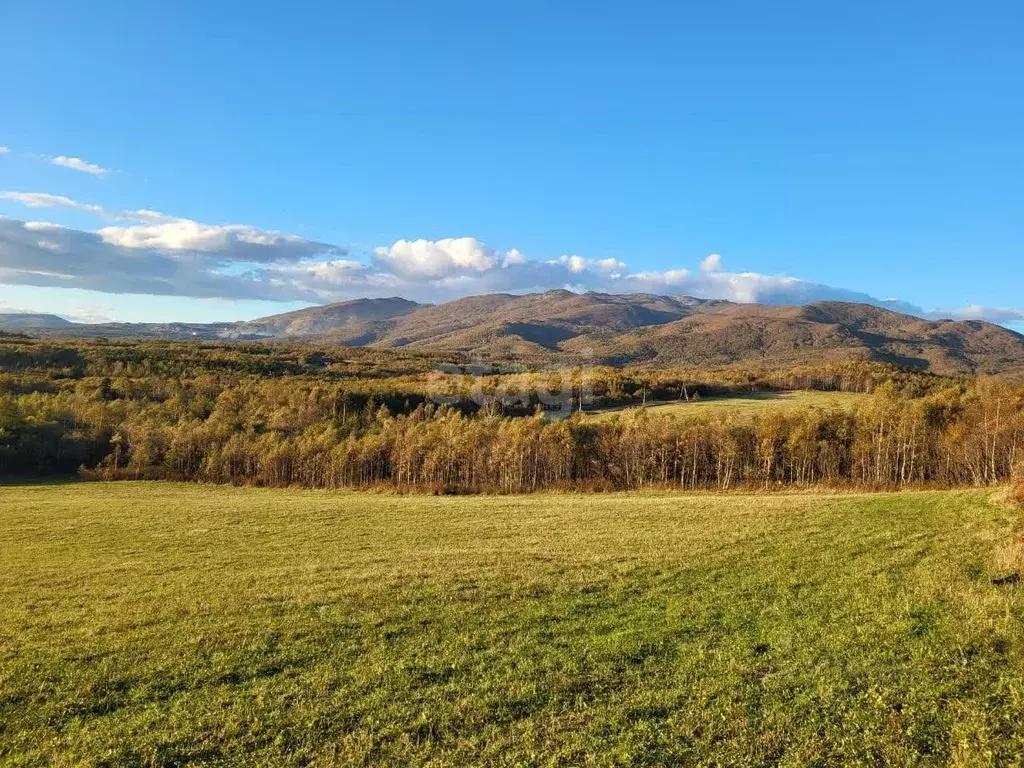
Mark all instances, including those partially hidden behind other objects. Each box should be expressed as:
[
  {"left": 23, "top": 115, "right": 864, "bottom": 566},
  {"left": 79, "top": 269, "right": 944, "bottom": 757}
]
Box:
[{"left": 2, "top": 345, "right": 1022, "bottom": 492}]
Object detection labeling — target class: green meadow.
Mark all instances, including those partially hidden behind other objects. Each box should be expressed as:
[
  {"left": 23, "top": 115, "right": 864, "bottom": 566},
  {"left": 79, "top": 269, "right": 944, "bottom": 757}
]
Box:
[{"left": 2, "top": 482, "right": 1023, "bottom": 766}]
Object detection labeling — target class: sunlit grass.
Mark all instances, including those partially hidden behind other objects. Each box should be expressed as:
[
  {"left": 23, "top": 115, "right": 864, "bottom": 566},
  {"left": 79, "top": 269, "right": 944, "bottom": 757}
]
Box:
[
  {"left": 586, "top": 389, "right": 866, "bottom": 421},
  {"left": 1, "top": 482, "right": 1022, "bottom": 765}
]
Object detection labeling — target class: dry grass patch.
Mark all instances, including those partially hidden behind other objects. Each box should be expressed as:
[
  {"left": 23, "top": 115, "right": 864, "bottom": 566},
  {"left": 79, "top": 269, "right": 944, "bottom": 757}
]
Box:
[{"left": 1010, "top": 480, "right": 1024, "bottom": 505}]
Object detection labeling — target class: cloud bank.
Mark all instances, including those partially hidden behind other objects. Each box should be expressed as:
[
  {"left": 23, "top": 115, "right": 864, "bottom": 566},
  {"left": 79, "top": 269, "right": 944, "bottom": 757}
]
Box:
[{"left": 0, "top": 190, "right": 1020, "bottom": 326}]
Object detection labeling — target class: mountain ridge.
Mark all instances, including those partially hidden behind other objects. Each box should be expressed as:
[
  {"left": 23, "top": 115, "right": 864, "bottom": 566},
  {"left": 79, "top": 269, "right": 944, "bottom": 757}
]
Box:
[{"left": 16, "top": 292, "right": 1024, "bottom": 376}]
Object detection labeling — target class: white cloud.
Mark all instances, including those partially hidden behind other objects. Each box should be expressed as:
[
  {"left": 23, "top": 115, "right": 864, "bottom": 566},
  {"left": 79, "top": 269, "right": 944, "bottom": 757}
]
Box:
[
  {"left": 0, "top": 191, "right": 107, "bottom": 217},
  {"left": 23, "top": 221, "right": 68, "bottom": 231},
  {"left": 97, "top": 219, "right": 339, "bottom": 263},
  {"left": 593, "top": 257, "right": 627, "bottom": 274},
  {"left": 50, "top": 155, "right": 109, "bottom": 176},
  {"left": 2, "top": 191, "right": 341, "bottom": 268},
  {"left": 1, "top": 193, "right": 188, "bottom": 227},
  {"left": 0, "top": 193, "right": 350, "bottom": 302},
  {"left": 502, "top": 248, "right": 528, "bottom": 267},
  {"left": 0, "top": 190, "right": 1020, "bottom": 327},
  {"left": 0, "top": 147, "right": 113, "bottom": 174},
  {"left": 665, "top": 268, "right": 692, "bottom": 284},
  {"left": 66, "top": 305, "right": 116, "bottom": 323},
  {"left": 928, "top": 305, "right": 1024, "bottom": 325},
  {"left": 124, "top": 208, "right": 176, "bottom": 224},
  {"left": 550, "top": 254, "right": 627, "bottom": 276},
  {"left": 373, "top": 237, "right": 503, "bottom": 278},
  {"left": 630, "top": 267, "right": 691, "bottom": 285},
  {"left": 624, "top": 267, "right": 869, "bottom": 305},
  {"left": 700, "top": 253, "right": 723, "bottom": 273},
  {"left": 563, "top": 255, "right": 588, "bottom": 274}
]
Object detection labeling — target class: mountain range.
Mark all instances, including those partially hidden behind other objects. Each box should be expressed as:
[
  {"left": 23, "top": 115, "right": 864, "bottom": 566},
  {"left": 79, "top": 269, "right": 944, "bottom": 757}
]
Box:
[{"left": 7, "top": 291, "right": 1024, "bottom": 376}]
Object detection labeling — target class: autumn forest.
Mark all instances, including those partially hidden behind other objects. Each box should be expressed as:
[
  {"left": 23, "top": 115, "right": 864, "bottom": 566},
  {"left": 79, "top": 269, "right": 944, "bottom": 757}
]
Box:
[{"left": 1, "top": 332, "right": 1021, "bottom": 494}]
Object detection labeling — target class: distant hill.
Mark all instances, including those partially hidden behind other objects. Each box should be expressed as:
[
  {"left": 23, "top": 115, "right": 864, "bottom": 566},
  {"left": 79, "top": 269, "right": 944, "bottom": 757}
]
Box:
[
  {"left": 0, "top": 313, "right": 75, "bottom": 330},
  {"left": 19, "top": 292, "right": 1024, "bottom": 376},
  {"left": 230, "top": 297, "right": 422, "bottom": 338}
]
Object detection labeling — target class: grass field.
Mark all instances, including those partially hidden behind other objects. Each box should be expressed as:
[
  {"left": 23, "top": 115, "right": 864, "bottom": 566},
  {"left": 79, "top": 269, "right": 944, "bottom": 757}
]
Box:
[
  {"left": 2, "top": 483, "right": 1023, "bottom": 766},
  {"left": 586, "top": 390, "right": 866, "bottom": 421}
]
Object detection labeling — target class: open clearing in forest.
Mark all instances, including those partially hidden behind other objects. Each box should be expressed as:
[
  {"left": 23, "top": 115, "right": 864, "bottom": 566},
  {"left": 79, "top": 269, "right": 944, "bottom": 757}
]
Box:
[
  {"left": 586, "top": 389, "right": 867, "bottom": 421},
  {"left": 1, "top": 482, "right": 1023, "bottom": 766}
]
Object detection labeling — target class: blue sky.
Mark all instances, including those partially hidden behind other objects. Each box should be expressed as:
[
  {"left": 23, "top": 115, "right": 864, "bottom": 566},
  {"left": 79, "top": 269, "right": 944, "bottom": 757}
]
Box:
[{"left": 0, "top": 0, "right": 1022, "bottom": 325}]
